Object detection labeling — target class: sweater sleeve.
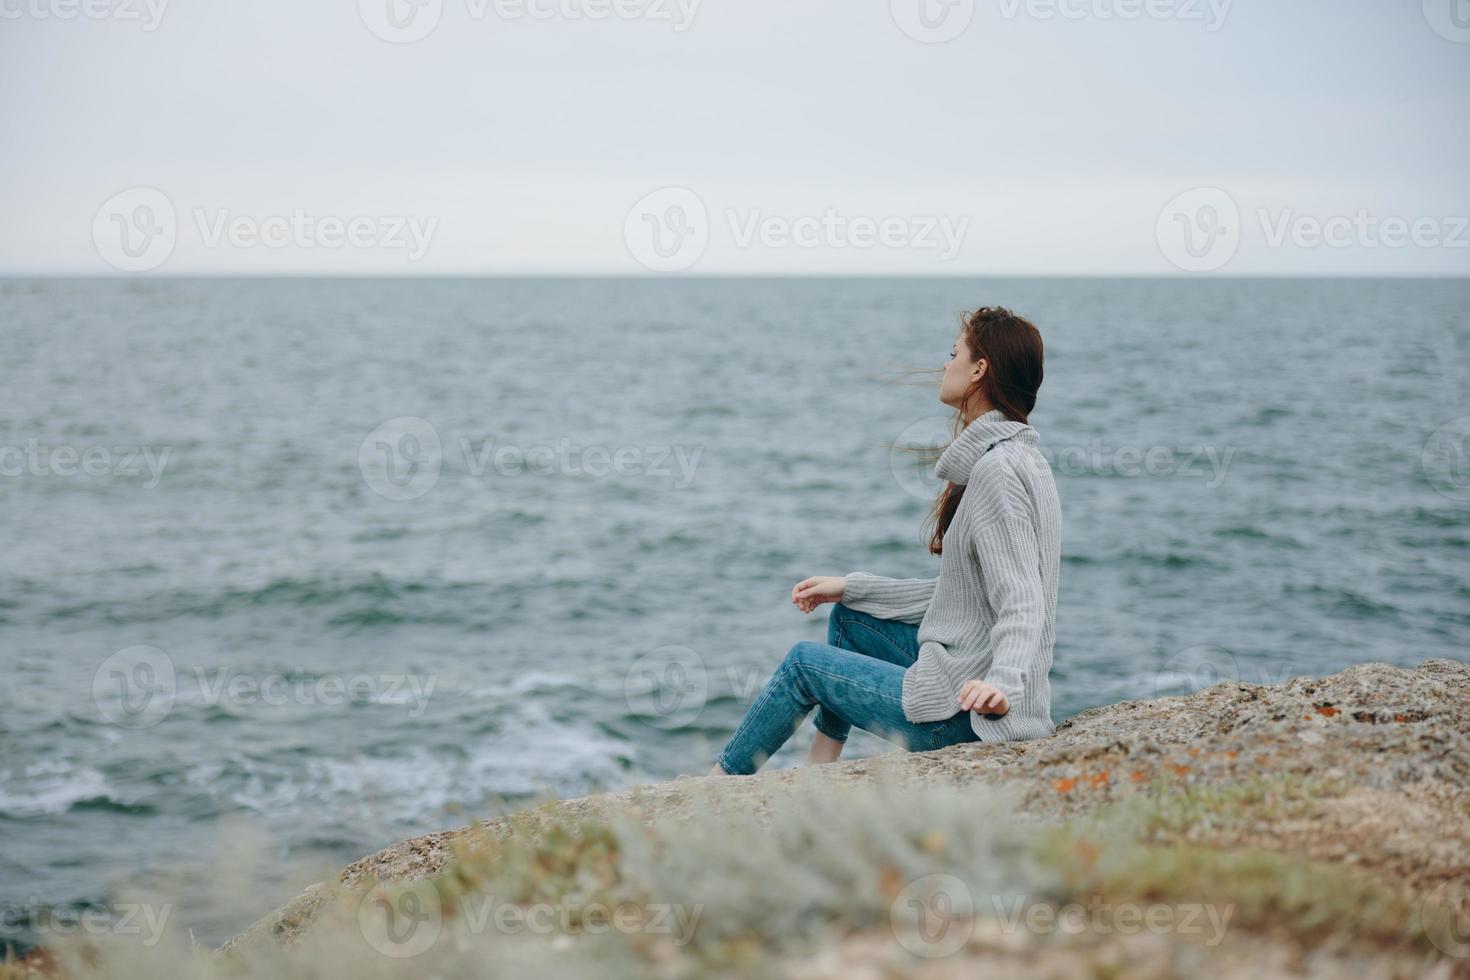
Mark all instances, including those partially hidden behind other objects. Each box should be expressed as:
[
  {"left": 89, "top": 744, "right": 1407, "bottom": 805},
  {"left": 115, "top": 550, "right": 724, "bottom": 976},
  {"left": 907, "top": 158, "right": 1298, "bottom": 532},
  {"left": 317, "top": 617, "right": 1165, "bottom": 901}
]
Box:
[
  {"left": 840, "top": 571, "right": 937, "bottom": 626},
  {"left": 970, "top": 512, "right": 1046, "bottom": 708}
]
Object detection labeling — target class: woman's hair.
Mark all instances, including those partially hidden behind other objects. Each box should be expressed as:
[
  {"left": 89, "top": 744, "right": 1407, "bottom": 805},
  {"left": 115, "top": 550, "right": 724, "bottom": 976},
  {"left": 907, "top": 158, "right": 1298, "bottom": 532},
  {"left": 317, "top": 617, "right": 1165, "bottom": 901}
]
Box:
[{"left": 925, "top": 306, "right": 1044, "bottom": 555}]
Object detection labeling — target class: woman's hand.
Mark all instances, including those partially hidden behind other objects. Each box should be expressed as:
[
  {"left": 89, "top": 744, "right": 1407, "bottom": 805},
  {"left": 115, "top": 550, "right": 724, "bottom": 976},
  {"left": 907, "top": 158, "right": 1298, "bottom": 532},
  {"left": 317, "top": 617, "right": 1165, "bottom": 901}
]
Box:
[
  {"left": 958, "top": 680, "right": 1009, "bottom": 717},
  {"left": 792, "top": 576, "right": 845, "bottom": 613}
]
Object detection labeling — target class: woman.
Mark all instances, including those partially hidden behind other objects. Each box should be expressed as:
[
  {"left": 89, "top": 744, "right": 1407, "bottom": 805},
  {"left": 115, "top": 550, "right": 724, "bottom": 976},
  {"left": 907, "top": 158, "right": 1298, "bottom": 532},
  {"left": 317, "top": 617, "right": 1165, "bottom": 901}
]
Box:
[{"left": 710, "top": 306, "right": 1061, "bottom": 776}]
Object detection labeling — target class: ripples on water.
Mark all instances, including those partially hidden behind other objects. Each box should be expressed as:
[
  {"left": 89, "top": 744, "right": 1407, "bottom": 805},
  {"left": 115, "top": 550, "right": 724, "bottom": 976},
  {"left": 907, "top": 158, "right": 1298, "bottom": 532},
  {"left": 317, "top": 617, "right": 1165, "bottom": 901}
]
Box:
[{"left": 1, "top": 277, "right": 1466, "bottom": 948}]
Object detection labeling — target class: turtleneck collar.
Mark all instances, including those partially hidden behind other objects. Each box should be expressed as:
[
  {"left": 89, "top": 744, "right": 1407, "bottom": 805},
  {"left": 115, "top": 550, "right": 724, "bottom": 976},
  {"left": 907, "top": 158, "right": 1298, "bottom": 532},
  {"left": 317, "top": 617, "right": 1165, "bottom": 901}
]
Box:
[{"left": 934, "top": 408, "right": 1037, "bottom": 485}]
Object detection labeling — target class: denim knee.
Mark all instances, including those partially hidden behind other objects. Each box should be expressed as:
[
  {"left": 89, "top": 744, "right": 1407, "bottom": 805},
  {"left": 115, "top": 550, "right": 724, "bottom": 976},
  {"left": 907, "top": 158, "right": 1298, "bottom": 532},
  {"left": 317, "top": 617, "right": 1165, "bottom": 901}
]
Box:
[
  {"left": 785, "top": 641, "right": 846, "bottom": 738},
  {"left": 784, "top": 639, "right": 821, "bottom": 667},
  {"left": 780, "top": 640, "right": 825, "bottom": 693}
]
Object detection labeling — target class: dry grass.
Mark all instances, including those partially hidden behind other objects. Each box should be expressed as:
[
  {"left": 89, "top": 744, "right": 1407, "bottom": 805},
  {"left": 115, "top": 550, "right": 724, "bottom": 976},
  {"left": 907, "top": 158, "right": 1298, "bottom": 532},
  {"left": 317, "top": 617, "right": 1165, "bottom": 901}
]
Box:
[{"left": 21, "top": 770, "right": 1465, "bottom": 979}]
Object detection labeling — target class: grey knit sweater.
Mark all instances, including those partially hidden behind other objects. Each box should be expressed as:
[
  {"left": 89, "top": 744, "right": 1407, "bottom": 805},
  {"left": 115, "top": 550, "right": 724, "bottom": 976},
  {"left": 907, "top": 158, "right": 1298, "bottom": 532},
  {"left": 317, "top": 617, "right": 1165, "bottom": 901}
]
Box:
[{"left": 842, "top": 408, "right": 1061, "bottom": 743}]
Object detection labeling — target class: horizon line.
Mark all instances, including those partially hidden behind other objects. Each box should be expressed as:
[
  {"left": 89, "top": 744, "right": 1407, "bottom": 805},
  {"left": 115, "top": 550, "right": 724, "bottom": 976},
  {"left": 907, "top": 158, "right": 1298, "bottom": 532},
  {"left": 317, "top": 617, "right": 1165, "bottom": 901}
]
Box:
[{"left": 3, "top": 272, "right": 1468, "bottom": 282}]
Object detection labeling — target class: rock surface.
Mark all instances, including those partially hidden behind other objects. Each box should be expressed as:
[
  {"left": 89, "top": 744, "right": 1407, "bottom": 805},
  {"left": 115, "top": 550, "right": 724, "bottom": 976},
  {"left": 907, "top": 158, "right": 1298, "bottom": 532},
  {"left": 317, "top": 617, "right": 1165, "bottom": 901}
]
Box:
[{"left": 223, "top": 657, "right": 1470, "bottom": 960}]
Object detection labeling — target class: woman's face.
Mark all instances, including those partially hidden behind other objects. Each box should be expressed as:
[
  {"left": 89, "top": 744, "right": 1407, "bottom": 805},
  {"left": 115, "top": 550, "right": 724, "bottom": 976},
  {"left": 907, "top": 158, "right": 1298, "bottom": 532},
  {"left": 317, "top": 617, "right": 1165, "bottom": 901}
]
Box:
[{"left": 939, "top": 330, "right": 986, "bottom": 413}]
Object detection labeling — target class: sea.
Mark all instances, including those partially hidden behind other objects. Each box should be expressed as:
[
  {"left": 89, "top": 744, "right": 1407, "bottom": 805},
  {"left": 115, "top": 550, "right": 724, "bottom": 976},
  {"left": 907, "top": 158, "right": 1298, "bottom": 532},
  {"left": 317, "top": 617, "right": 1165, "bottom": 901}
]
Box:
[{"left": 1, "top": 276, "right": 1466, "bottom": 951}]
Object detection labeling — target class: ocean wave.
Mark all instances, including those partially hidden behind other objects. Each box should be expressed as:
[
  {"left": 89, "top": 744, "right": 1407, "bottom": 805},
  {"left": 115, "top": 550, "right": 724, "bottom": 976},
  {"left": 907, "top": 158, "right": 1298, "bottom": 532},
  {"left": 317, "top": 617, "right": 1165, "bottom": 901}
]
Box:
[
  {"left": 0, "top": 760, "right": 133, "bottom": 819},
  {"left": 1062, "top": 548, "right": 1223, "bottom": 571},
  {"left": 205, "top": 723, "right": 632, "bottom": 829},
  {"left": 1212, "top": 525, "right": 1306, "bottom": 548},
  {"left": 37, "top": 572, "right": 526, "bottom": 627},
  {"left": 1283, "top": 584, "right": 1405, "bottom": 622}
]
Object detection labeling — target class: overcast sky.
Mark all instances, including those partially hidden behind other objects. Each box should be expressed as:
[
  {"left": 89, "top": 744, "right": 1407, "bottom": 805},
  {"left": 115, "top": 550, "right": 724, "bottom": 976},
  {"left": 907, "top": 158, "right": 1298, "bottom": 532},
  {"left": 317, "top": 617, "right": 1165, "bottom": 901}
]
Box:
[{"left": 3, "top": 0, "right": 1468, "bottom": 275}]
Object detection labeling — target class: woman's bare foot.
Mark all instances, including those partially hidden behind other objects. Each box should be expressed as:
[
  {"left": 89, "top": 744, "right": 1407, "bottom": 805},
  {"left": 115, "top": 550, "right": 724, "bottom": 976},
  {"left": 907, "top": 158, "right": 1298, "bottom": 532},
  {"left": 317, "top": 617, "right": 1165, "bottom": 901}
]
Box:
[{"left": 806, "top": 731, "right": 844, "bottom": 765}]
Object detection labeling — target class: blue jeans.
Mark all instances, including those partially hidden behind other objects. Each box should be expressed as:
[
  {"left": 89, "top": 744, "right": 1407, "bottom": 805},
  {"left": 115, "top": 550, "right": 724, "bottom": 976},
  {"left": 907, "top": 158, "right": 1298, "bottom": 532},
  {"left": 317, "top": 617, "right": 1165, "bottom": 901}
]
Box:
[{"left": 715, "top": 602, "right": 981, "bottom": 775}]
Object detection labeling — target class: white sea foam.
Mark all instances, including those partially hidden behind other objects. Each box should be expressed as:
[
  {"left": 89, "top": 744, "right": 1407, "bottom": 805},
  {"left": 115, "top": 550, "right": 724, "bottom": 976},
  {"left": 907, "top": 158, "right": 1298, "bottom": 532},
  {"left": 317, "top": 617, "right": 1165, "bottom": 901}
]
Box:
[{"left": 0, "top": 758, "right": 122, "bottom": 817}]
